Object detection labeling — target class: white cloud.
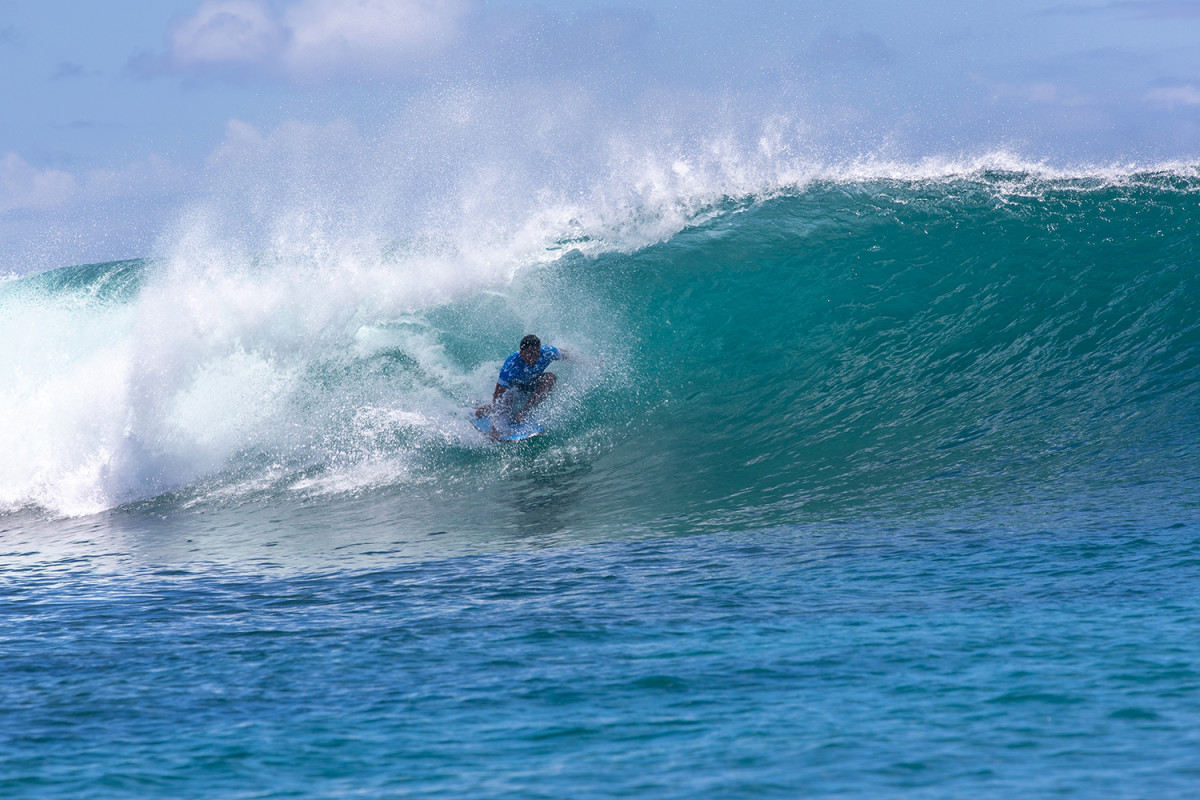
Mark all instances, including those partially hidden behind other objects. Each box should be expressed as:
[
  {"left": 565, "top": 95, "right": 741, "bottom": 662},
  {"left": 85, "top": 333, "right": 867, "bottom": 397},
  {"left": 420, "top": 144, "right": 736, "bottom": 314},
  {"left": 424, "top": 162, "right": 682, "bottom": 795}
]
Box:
[
  {"left": 0, "top": 153, "right": 78, "bottom": 214},
  {"left": 168, "top": 0, "right": 284, "bottom": 68},
  {"left": 203, "top": 117, "right": 361, "bottom": 170},
  {"left": 204, "top": 118, "right": 267, "bottom": 167},
  {"left": 1147, "top": 85, "right": 1200, "bottom": 108},
  {"left": 0, "top": 152, "right": 189, "bottom": 215},
  {"left": 164, "top": 0, "right": 469, "bottom": 77},
  {"left": 284, "top": 0, "right": 468, "bottom": 73},
  {"left": 1, "top": 153, "right": 193, "bottom": 273}
]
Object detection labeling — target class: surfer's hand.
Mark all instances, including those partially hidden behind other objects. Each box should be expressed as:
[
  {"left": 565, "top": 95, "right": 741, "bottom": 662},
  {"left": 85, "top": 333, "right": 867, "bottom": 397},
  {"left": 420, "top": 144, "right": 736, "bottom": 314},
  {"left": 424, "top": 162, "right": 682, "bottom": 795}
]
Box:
[{"left": 474, "top": 404, "right": 491, "bottom": 418}]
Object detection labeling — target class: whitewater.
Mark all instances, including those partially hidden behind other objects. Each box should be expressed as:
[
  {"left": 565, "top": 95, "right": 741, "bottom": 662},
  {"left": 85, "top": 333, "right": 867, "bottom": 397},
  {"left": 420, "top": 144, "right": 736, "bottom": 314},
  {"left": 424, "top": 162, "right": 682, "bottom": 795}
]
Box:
[{"left": 3, "top": 153, "right": 1199, "bottom": 798}]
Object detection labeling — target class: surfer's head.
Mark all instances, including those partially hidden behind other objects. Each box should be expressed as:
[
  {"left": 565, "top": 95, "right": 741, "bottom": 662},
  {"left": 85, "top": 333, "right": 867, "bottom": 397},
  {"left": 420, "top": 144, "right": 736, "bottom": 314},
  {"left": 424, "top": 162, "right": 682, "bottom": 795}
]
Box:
[{"left": 519, "top": 334, "right": 541, "bottom": 365}]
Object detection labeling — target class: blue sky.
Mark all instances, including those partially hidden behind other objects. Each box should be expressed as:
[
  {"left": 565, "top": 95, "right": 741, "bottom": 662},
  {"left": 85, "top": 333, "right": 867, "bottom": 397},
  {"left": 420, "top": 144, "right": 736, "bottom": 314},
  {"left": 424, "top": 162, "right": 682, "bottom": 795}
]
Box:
[{"left": 2, "top": 0, "right": 1199, "bottom": 273}]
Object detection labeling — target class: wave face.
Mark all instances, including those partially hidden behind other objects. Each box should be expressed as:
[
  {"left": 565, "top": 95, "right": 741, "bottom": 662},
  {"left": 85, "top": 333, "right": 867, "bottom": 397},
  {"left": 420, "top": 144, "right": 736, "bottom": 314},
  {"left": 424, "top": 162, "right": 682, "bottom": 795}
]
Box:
[
  {"left": 3, "top": 168, "right": 1199, "bottom": 529},
  {"left": 600, "top": 174, "right": 1200, "bottom": 528}
]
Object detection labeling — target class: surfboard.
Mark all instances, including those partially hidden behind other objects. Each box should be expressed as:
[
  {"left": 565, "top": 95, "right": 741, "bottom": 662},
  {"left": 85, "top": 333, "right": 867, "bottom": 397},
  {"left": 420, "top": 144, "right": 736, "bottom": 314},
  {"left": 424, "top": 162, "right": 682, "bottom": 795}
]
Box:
[{"left": 472, "top": 414, "right": 544, "bottom": 442}]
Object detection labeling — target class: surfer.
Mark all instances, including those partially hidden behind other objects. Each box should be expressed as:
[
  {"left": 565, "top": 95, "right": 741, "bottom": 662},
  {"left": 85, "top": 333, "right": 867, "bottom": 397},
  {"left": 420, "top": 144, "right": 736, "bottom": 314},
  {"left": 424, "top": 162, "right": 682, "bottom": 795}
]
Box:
[{"left": 475, "top": 334, "right": 570, "bottom": 424}]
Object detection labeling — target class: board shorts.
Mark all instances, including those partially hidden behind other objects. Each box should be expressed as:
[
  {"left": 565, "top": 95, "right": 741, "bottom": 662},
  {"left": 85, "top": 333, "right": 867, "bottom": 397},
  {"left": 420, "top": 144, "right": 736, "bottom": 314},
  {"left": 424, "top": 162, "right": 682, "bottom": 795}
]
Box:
[{"left": 508, "top": 373, "right": 553, "bottom": 391}]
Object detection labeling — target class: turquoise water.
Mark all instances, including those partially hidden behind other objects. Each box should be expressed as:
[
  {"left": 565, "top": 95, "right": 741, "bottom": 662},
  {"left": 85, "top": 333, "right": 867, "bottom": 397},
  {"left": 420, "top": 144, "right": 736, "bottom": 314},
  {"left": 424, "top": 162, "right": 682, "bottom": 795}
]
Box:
[{"left": 3, "top": 169, "right": 1200, "bottom": 796}]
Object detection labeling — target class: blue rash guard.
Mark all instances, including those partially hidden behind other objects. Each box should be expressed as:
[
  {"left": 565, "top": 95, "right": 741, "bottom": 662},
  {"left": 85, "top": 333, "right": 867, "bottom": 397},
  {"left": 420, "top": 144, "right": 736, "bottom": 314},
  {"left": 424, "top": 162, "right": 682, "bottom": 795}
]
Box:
[{"left": 497, "top": 346, "right": 561, "bottom": 389}]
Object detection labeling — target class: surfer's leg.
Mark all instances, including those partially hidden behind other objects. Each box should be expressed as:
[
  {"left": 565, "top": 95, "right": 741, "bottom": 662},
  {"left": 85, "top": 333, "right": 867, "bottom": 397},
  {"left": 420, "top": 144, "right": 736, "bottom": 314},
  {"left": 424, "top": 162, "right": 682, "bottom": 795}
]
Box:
[
  {"left": 528, "top": 372, "right": 556, "bottom": 408},
  {"left": 515, "top": 372, "right": 555, "bottom": 420}
]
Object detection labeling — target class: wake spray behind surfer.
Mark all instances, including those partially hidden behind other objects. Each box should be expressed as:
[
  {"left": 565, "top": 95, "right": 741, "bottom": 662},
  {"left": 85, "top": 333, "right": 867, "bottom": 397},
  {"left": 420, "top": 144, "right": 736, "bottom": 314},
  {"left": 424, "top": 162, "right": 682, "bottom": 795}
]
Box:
[{"left": 475, "top": 334, "right": 573, "bottom": 425}]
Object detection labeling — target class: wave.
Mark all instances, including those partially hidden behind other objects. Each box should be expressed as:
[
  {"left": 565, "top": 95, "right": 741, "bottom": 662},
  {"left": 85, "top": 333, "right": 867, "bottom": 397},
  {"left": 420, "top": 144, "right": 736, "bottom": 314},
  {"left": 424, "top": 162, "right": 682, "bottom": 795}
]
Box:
[{"left": 2, "top": 161, "right": 1198, "bottom": 524}]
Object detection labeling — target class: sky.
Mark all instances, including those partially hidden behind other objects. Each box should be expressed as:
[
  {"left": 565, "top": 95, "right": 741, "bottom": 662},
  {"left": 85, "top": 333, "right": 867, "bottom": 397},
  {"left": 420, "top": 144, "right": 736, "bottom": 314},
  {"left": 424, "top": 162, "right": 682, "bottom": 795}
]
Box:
[{"left": 2, "top": 0, "right": 1199, "bottom": 274}]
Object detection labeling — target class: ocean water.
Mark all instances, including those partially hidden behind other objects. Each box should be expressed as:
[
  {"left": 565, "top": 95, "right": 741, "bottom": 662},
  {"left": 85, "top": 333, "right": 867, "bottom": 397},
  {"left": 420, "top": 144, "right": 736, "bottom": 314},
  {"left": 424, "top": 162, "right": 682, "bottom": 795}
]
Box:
[{"left": 3, "top": 165, "right": 1200, "bottom": 797}]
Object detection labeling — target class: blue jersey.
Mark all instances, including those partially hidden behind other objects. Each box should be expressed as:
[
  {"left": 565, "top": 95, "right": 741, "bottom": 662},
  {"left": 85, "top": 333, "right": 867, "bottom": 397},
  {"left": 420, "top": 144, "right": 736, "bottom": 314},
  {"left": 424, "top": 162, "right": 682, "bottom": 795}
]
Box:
[{"left": 497, "top": 346, "right": 561, "bottom": 388}]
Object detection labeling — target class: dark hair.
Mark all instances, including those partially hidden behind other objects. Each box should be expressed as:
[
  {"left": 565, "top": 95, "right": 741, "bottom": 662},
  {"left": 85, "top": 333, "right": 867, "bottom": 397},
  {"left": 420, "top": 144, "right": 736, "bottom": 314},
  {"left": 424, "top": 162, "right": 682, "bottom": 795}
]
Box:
[{"left": 519, "top": 334, "right": 541, "bottom": 351}]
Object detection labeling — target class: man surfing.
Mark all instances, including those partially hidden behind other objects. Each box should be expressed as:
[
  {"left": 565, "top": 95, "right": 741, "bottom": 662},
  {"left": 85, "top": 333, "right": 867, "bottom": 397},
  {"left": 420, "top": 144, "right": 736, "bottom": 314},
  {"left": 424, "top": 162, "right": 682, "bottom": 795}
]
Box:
[{"left": 475, "top": 334, "right": 572, "bottom": 428}]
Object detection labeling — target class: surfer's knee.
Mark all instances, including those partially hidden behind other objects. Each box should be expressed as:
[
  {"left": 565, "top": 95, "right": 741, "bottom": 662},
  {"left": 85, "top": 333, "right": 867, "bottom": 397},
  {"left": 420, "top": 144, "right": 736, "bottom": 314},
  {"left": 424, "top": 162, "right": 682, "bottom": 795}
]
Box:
[{"left": 539, "top": 372, "right": 557, "bottom": 390}]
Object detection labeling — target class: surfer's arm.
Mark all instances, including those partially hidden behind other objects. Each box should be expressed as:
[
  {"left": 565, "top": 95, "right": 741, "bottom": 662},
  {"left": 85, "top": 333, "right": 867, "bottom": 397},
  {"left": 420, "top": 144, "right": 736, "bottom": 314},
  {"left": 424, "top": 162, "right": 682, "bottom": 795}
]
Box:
[
  {"left": 474, "top": 385, "right": 504, "bottom": 418},
  {"left": 475, "top": 383, "right": 508, "bottom": 418}
]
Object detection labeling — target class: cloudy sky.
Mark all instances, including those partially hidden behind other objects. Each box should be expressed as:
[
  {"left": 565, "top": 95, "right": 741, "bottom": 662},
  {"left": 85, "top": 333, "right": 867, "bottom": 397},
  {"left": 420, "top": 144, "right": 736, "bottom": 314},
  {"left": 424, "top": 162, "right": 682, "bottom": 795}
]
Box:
[{"left": 2, "top": 0, "right": 1199, "bottom": 273}]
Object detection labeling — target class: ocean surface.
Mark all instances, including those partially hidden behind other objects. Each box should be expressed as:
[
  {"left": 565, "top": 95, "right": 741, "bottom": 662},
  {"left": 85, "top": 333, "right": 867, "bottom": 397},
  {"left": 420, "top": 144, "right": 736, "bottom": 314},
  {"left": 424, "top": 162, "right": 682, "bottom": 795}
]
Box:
[{"left": 3, "top": 165, "right": 1200, "bottom": 797}]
